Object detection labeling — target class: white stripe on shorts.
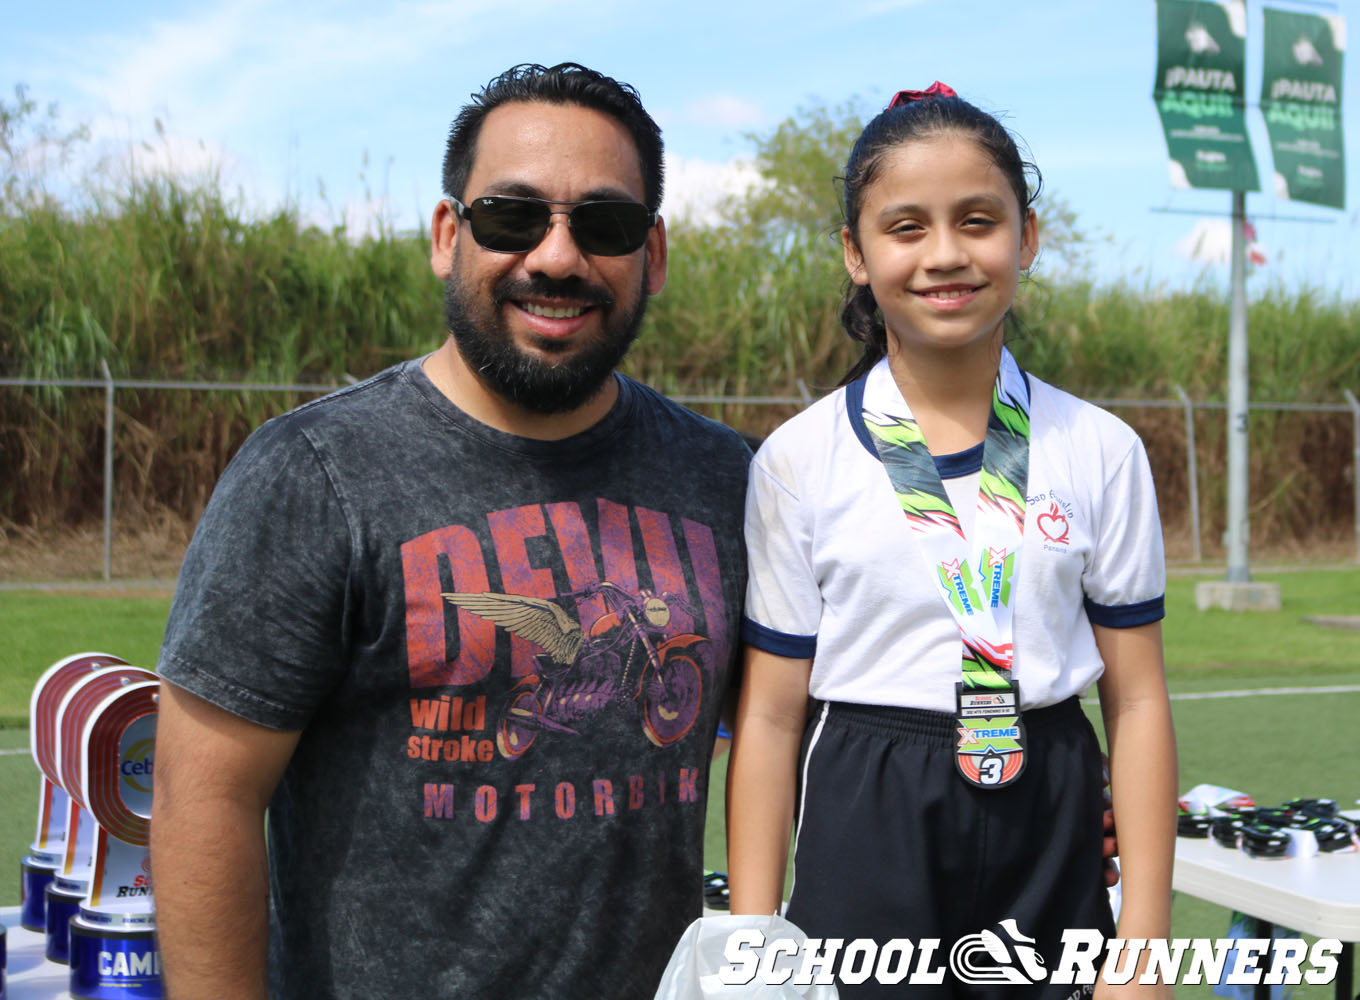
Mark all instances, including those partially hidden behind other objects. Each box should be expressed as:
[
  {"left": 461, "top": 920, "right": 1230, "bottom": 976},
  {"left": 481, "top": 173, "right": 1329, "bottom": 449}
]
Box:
[{"left": 786, "top": 700, "right": 831, "bottom": 914}]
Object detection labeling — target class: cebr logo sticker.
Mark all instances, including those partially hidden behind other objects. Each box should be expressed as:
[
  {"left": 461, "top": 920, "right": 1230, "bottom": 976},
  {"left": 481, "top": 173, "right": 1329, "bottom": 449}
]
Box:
[{"left": 120, "top": 738, "right": 154, "bottom": 795}]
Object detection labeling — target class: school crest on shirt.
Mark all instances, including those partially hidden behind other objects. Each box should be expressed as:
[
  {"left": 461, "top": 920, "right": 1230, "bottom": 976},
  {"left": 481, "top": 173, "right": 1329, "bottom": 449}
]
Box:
[
  {"left": 1036, "top": 503, "right": 1069, "bottom": 545},
  {"left": 1027, "top": 490, "right": 1075, "bottom": 552}
]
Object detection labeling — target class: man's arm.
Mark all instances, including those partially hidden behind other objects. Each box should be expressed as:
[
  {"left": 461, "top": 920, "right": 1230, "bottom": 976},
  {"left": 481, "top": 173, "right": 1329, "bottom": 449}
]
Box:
[{"left": 151, "top": 682, "right": 301, "bottom": 1000}]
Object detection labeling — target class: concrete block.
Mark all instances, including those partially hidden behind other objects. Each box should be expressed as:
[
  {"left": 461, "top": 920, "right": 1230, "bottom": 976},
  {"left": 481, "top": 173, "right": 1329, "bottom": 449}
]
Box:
[
  {"left": 1301, "top": 615, "right": 1360, "bottom": 631},
  {"left": 1194, "top": 581, "right": 1282, "bottom": 612}
]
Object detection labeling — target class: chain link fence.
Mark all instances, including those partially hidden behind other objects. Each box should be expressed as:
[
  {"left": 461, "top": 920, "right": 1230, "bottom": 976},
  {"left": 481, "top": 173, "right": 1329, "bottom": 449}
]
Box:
[{"left": 2, "top": 372, "right": 1358, "bottom": 580}]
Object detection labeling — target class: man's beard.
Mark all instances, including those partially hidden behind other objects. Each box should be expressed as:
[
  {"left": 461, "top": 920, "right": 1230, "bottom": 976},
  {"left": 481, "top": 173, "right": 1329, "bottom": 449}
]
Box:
[{"left": 443, "top": 267, "right": 649, "bottom": 416}]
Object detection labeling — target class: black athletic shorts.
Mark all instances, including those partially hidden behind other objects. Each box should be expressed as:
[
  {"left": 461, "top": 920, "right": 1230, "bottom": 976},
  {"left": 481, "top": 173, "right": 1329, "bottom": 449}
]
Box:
[{"left": 784, "top": 697, "right": 1113, "bottom": 999}]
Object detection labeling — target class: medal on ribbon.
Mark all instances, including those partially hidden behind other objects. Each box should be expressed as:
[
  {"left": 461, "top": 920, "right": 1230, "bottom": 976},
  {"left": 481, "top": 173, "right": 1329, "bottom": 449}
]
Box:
[{"left": 864, "top": 348, "right": 1030, "bottom": 789}]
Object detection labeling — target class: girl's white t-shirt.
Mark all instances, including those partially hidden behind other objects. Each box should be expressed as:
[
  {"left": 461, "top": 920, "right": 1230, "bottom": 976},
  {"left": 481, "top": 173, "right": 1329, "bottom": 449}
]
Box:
[{"left": 742, "top": 362, "right": 1166, "bottom": 713}]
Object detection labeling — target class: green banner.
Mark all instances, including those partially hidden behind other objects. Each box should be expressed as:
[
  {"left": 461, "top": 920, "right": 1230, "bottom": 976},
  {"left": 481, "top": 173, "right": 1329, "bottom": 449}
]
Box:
[
  {"left": 1261, "top": 9, "right": 1346, "bottom": 209},
  {"left": 1154, "top": 0, "right": 1260, "bottom": 191}
]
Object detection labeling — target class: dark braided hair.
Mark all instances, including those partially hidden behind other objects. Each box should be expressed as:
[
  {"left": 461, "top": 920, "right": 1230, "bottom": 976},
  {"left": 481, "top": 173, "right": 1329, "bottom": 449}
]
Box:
[{"left": 837, "top": 94, "right": 1040, "bottom": 385}]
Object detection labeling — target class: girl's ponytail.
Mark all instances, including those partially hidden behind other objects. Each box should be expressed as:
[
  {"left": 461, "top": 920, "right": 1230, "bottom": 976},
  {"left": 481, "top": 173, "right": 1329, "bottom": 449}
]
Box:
[{"left": 837, "top": 283, "right": 887, "bottom": 386}]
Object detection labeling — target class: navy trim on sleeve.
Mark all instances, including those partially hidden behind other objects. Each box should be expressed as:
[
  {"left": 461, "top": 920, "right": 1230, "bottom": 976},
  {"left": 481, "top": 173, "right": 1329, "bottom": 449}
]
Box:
[
  {"left": 844, "top": 375, "right": 878, "bottom": 460},
  {"left": 742, "top": 617, "right": 818, "bottom": 659},
  {"left": 1084, "top": 595, "right": 1165, "bottom": 628}
]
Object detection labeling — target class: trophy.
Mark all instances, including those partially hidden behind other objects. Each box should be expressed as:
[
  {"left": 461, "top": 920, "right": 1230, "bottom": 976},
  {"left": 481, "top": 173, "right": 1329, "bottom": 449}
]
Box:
[
  {"left": 23, "top": 653, "right": 130, "bottom": 938},
  {"left": 64, "top": 677, "right": 162, "bottom": 1000},
  {"left": 44, "top": 664, "right": 157, "bottom": 968}
]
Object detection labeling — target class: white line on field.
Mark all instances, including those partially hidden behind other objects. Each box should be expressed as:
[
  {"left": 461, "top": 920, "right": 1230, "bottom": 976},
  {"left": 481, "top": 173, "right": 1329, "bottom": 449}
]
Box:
[
  {"left": 0, "top": 748, "right": 29, "bottom": 756},
  {"left": 1168, "top": 684, "right": 1360, "bottom": 701},
  {"left": 1081, "top": 684, "right": 1360, "bottom": 705}
]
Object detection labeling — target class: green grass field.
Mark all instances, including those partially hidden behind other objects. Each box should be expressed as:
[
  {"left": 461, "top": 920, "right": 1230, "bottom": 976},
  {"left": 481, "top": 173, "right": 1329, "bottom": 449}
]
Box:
[
  {"left": 2, "top": 569, "right": 1357, "bottom": 994},
  {"left": 0, "top": 590, "right": 170, "bottom": 726}
]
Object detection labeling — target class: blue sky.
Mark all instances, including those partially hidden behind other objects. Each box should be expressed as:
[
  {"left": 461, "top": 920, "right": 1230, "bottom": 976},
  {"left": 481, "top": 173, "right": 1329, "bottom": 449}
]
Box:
[{"left": 5, "top": 0, "right": 1357, "bottom": 296}]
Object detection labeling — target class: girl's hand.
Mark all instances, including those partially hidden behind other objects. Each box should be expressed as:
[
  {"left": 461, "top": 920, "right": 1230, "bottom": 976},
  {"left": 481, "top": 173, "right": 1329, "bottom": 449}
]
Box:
[{"left": 1094, "top": 979, "right": 1175, "bottom": 1000}]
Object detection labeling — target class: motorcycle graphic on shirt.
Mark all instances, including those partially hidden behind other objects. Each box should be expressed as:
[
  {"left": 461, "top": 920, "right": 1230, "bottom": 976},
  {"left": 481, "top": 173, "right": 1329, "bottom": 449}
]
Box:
[{"left": 441, "top": 582, "right": 707, "bottom": 758}]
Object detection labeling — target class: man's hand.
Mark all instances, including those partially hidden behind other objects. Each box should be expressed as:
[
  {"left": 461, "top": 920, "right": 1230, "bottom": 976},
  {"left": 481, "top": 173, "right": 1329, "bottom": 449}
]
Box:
[{"left": 1102, "top": 754, "right": 1120, "bottom": 887}]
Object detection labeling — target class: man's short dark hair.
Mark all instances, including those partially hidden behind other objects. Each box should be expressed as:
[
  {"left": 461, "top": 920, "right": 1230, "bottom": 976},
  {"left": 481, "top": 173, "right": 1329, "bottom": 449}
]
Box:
[{"left": 442, "top": 62, "right": 664, "bottom": 212}]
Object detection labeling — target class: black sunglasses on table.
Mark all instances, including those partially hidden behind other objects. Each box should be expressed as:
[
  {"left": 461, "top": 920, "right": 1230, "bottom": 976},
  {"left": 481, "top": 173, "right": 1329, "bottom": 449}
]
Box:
[{"left": 450, "top": 195, "right": 657, "bottom": 257}]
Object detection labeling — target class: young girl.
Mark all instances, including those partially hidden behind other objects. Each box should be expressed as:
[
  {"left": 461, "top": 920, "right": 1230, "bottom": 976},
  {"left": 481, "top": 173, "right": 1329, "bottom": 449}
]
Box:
[{"left": 726, "top": 84, "right": 1177, "bottom": 998}]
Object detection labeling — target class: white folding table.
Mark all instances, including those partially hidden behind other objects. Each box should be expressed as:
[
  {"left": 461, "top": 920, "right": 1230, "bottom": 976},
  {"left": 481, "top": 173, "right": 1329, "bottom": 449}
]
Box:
[{"left": 1174, "top": 835, "right": 1360, "bottom": 1000}]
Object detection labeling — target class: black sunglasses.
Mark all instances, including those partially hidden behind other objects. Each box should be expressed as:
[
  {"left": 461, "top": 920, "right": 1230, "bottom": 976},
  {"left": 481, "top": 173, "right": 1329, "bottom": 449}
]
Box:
[{"left": 450, "top": 195, "right": 657, "bottom": 257}]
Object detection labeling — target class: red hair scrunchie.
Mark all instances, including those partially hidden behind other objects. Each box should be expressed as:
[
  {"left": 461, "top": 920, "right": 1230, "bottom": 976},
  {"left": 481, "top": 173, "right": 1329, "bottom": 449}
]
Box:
[{"left": 887, "top": 81, "right": 958, "bottom": 109}]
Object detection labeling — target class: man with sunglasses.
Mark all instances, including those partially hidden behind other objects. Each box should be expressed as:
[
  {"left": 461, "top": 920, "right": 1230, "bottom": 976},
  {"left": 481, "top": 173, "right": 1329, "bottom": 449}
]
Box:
[{"left": 151, "top": 63, "right": 750, "bottom": 1000}]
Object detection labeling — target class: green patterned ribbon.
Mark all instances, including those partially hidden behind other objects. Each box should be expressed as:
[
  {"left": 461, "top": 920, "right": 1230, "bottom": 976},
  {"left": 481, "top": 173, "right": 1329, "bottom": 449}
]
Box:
[{"left": 863, "top": 348, "right": 1030, "bottom": 689}]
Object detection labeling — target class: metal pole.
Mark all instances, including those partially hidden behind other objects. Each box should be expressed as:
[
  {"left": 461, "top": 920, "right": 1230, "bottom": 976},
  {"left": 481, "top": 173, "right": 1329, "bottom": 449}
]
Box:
[
  {"left": 1345, "top": 389, "right": 1360, "bottom": 564},
  {"left": 1175, "top": 385, "right": 1202, "bottom": 563},
  {"left": 1225, "top": 191, "right": 1250, "bottom": 582},
  {"left": 100, "top": 359, "right": 114, "bottom": 582}
]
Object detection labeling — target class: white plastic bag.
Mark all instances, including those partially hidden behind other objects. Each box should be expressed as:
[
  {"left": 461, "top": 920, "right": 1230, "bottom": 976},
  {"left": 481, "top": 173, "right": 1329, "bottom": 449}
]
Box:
[
  {"left": 653, "top": 913, "right": 841, "bottom": 999},
  {"left": 1178, "top": 783, "right": 1255, "bottom": 814}
]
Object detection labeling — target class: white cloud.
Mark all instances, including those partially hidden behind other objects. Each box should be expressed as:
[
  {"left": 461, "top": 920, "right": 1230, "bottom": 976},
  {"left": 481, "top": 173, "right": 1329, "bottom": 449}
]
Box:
[
  {"left": 67, "top": 0, "right": 267, "bottom": 127},
  {"left": 126, "top": 134, "right": 237, "bottom": 185},
  {"left": 58, "top": 0, "right": 547, "bottom": 136},
  {"left": 1175, "top": 219, "right": 1231, "bottom": 265},
  {"left": 299, "top": 194, "right": 398, "bottom": 243},
  {"left": 661, "top": 154, "right": 766, "bottom": 226},
  {"left": 1173, "top": 219, "right": 1267, "bottom": 268},
  {"left": 14, "top": 0, "right": 567, "bottom": 224},
  {"left": 681, "top": 95, "right": 766, "bottom": 129}
]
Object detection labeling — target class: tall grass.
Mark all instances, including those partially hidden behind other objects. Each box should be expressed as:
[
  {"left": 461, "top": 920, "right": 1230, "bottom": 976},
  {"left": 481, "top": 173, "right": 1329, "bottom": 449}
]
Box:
[
  {"left": 1, "top": 174, "right": 1358, "bottom": 551},
  {"left": 638, "top": 224, "right": 848, "bottom": 431},
  {"left": 1011, "top": 279, "right": 1360, "bottom": 550},
  {"left": 2, "top": 177, "right": 443, "bottom": 380},
  {"left": 1017, "top": 278, "right": 1360, "bottom": 400},
  {"left": 0, "top": 178, "right": 442, "bottom": 522}
]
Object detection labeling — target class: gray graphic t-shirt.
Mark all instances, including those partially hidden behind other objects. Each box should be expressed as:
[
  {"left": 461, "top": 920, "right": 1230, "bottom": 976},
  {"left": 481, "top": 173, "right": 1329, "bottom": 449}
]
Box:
[{"left": 158, "top": 360, "right": 750, "bottom": 999}]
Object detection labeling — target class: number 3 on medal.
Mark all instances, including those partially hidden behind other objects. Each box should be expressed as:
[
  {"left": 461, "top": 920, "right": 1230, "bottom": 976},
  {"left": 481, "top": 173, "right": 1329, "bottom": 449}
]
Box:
[{"left": 979, "top": 754, "right": 1004, "bottom": 785}]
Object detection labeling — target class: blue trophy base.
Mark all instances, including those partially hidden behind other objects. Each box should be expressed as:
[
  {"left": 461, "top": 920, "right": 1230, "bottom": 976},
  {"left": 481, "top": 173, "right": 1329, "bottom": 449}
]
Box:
[
  {"left": 20, "top": 855, "right": 58, "bottom": 932},
  {"left": 44, "top": 882, "right": 85, "bottom": 964},
  {"left": 69, "top": 918, "right": 162, "bottom": 1000}
]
